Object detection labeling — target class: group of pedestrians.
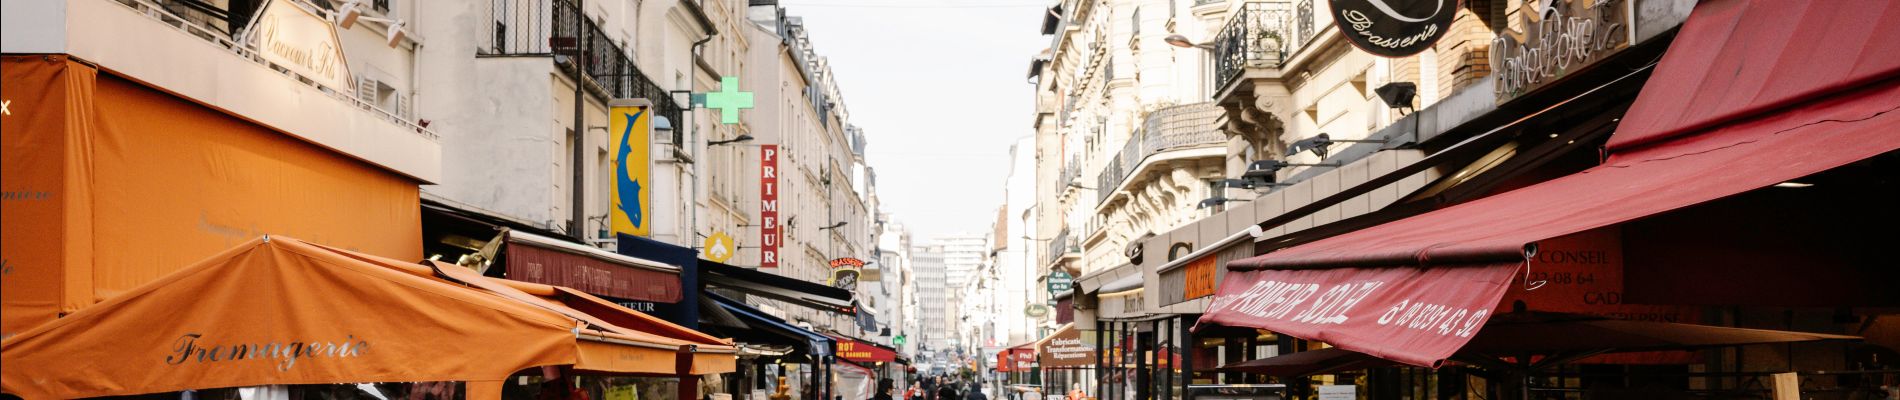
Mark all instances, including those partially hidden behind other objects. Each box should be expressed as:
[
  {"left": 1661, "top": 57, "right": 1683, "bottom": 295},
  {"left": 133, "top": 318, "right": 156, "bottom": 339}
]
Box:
[{"left": 901, "top": 375, "right": 985, "bottom": 400}]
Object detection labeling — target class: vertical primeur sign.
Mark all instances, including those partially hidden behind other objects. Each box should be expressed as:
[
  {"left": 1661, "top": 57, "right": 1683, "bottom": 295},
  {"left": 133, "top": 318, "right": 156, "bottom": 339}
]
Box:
[
  {"left": 759, "top": 145, "right": 781, "bottom": 268},
  {"left": 609, "top": 101, "right": 652, "bottom": 237}
]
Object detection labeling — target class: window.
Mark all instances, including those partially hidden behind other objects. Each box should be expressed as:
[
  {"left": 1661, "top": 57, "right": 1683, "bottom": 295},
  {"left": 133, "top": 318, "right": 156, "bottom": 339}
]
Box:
[
  {"left": 492, "top": 20, "right": 508, "bottom": 53},
  {"left": 372, "top": 0, "right": 391, "bottom": 14}
]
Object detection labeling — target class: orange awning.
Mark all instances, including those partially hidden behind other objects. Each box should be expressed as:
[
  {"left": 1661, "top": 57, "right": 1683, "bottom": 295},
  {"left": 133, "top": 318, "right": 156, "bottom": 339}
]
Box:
[{"left": 1, "top": 236, "right": 734, "bottom": 399}]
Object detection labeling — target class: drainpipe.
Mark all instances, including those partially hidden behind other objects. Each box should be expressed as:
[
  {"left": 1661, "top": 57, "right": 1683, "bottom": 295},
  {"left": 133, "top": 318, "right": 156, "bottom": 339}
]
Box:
[{"left": 569, "top": 0, "right": 589, "bottom": 240}]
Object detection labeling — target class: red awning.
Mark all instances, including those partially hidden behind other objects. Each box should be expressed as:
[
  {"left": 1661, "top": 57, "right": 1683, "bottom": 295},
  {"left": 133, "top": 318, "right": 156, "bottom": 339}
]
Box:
[
  {"left": 831, "top": 334, "right": 898, "bottom": 363},
  {"left": 1202, "top": 0, "right": 1900, "bottom": 369}
]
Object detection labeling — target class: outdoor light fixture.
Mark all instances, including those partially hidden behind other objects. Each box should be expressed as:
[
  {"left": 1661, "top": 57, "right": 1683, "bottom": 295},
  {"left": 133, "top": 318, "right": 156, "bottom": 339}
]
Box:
[
  {"left": 1216, "top": 178, "right": 1289, "bottom": 190},
  {"left": 1197, "top": 196, "right": 1251, "bottom": 209},
  {"left": 332, "top": 1, "right": 405, "bottom": 48},
  {"left": 1375, "top": 82, "right": 1419, "bottom": 113},
  {"left": 1286, "top": 133, "right": 1389, "bottom": 160},
  {"left": 1244, "top": 159, "right": 1339, "bottom": 179},
  {"left": 708, "top": 134, "right": 755, "bottom": 146},
  {"left": 818, "top": 221, "right": 849, "bottom": 231},
  {"left": 1067, "top": 182, "right": 1097, "bottom": 190},
  {"left": 1774, "top": 181, "right": 1814, "bottom": 188},
  {"left": 1165, "top": 34, "right": 1216, "bottom": 50}
]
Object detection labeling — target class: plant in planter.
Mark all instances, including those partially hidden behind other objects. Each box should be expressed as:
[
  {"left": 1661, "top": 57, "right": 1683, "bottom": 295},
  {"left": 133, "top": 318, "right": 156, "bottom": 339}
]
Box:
[{"left": 1253, "top": 28, "right": 1285, "bottom": 65}]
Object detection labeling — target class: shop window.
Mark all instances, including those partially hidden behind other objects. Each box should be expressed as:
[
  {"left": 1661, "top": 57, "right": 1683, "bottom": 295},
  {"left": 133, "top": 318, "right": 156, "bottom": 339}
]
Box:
[{"left": 109, "top": 383, "right": 466, "bottom": 400}]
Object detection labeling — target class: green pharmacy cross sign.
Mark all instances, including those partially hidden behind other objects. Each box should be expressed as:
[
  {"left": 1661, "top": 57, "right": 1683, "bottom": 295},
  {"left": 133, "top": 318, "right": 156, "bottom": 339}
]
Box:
[{"left": 692, "top": 76, "right": 754, "bottom": 124}]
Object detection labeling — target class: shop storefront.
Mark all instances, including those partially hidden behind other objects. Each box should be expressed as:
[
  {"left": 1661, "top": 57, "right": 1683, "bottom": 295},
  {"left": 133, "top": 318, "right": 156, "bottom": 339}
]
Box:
[
  {"left": 1, "top": 55, "right": 426, "bottom": 339},
  {"left": 833, "top": 333, "right": 904, "bottom": 400},
  {"left": 1037, "top": 324, "right": 1098, "bottom": 399},
  {"left": 0, "top": 236, "right": 735, "bottom": 399},
  {"left": 1199, "top": 1, "right": 1900, "bottom": 398},
  {"left": 703, "top": 291, "right": 839, "bottom": 400}
]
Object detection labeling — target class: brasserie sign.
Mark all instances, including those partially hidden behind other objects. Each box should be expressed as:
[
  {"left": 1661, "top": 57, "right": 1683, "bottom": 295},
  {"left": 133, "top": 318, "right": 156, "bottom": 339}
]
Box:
[{"left": 1330, "top": 0, "right": 1459, "bottom": 57}]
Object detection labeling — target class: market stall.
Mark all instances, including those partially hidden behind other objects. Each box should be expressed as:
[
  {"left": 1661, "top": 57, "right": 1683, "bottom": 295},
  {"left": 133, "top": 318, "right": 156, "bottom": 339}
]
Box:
[{"left": 0, "top": 236, "right": 736, "bottom": 399}]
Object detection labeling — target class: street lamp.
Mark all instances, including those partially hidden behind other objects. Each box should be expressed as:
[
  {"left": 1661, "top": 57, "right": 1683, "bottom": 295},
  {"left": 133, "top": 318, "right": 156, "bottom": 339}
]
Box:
[
  {"left": 708, "top": 134, "right": 754, "bottom": 146},
  {"left": 1165, "top": 34, "right": 1215, "bottom": 50},
  {"left": 819, "top": 221, "right": 849, "bottom": 231}
]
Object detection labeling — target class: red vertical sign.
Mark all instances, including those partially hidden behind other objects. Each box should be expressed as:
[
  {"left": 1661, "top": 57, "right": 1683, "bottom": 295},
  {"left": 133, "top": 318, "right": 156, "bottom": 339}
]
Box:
[{"left": 759, "top": 145, "right": 780, "bottom": 268}]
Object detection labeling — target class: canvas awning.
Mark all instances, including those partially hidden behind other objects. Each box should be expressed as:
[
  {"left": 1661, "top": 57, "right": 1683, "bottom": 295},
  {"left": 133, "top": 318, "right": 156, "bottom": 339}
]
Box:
[
  {"left": 505, "top": 230, "right": 683, "bottom": 303},
  {"left": 704, "top": 291, "right": 835, "bottom": 359},
  {"left": 830, "top": 334, "right": 899, "bottom": 363},
  {"left": 1220, "top": 312, "right": 1859, "bottom": 376},
  {"left": 0, "top": 236, "right": 735, "bottom": 399},
  {"left": 1200, "top": 0, "right": 1900, "bottom": 369},
  {"left": 702, "top": 260, "right": 855, "bottom": 314}
]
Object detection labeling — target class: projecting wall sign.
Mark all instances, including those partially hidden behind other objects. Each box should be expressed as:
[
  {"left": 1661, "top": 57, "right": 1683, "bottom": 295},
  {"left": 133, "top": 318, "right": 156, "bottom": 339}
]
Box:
[{"left": 1329, "top": 0, "right": 1459, "bottom": 58}]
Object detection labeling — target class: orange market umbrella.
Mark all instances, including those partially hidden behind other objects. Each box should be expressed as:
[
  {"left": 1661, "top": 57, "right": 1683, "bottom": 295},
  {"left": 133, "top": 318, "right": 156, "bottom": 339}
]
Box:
[{"left": 1, "top": 236, "right": 734, "bottom": 399}]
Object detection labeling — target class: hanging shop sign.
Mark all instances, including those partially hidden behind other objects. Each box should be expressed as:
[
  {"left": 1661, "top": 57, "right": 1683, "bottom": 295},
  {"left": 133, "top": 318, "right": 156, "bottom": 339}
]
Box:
[
  {"left": 1490, "top": 0, "right": 1632, "bottom": 100},
  {"left": 241, "top": 0, "right": 353, "bottom": 91},
  {"left": 702, "top": 231, "right": 735, "bottom": 263},
  {"left": 1182, "top": 255, "right": 1220, "bottom": 299},
  {"left": 610, "top": 101, "right": 653, "bottom": 238},
  {"left": 828, "top": 257, "right": 866, "bottom": 291},
  {"left": 1037, "top": 326, "right": 1096, "bottom": 368},
  {"left": 1330, "top": 0, "right": 1459, "bottom": 57},
  {"left": 759, "top": 145, "right": 781, "bottom": 267},
  {"left": 1046, "top": 271, "right": 1074, "bottom": 293},
  {"left": 1025, "top": 304, "right": 1049, "bottom": 318}
]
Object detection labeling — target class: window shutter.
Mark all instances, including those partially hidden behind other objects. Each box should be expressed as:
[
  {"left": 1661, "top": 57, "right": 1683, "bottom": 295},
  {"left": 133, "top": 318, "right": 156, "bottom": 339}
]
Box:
[
  {"left": 397, "top": 93, "right": 413, "bottom": 120},
  {"left": 356, "top": 76, "right": 377, "bottom": 106}
]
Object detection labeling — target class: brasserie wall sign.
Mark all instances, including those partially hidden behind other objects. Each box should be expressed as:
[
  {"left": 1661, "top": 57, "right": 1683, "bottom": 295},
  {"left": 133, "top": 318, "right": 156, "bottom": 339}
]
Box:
[
  {"left": 1330, "top": 0, "right": 1460, "bottom": 57},
  {"left": 1490, "top": 0, "right": 1631, "bottom": 100},
  {"left": 242, "top": 0, "right": 354, "bottom": 91}
]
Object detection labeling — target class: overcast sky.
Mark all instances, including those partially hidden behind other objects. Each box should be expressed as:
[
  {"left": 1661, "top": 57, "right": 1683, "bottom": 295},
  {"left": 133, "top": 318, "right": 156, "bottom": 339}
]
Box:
[{"left": 782, "top": 1, "right": 1050, "bottom": 243}]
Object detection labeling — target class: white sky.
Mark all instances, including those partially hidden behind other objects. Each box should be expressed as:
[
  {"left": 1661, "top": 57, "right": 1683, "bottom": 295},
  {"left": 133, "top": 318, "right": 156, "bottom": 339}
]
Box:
[{"left": 783, "top": 1, "right": 1051, "bottom": 242}]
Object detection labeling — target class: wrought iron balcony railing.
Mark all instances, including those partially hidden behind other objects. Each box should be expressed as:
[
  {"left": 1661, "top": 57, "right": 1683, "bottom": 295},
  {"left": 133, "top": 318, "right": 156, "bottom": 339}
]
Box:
[
  {"left": 1046, "top": 228, "right": 1080, "bottom": 265},
  {"left": 483, "top": 0, "right": 686, "bottom": 144},
  {"left": 1095, "top": 103, "right": 1226, "bottom": 205},
  {"left": 1213, "top": 1, "right": 1299, "bottom": 90},
  {"left": 111, "top": 0, "right": 437, "bottom": 140}
]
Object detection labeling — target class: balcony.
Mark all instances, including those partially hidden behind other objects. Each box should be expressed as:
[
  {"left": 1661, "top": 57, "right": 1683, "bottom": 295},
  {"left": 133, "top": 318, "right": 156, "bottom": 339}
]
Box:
[
  {"left": 12, "top": 0, "right": 444, "bottom": 181},
  {"left": 1045, "top": 228, "right": 1081, "bottom": 266},
  {"left": 1058, "top": 154, "right": 1084, "bottom": 190},
  {"left": 483, "top": 0, "right": 685, "bottom": 144},
  {"left": 1212, "top": 1, "right": 1305, "bottom": 90},
  {"left": 1094, "top": 103, "right": 1227, "bottom": 205}
]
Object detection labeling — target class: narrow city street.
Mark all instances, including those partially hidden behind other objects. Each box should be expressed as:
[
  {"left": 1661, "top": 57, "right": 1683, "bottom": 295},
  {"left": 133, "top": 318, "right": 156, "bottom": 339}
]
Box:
[{"left": 3, "top": 0, "right": 1899, "bottom": 399}]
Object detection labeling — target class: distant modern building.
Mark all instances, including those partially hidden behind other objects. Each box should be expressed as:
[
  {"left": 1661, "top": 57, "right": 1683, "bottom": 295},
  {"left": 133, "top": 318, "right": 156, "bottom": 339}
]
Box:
[{"left": 911, "top": 245, "right": 951, "bottom": 354}]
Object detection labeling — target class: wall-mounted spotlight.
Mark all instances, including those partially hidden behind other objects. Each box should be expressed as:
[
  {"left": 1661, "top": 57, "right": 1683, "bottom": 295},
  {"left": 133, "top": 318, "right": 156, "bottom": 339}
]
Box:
[
  {"left": 1286, "top": 133, "right": 1388, "bottom": 160},
  {"left": 332, "top": 1, "right": 405, "bottom": 48},
  {"left": 1244, "top": 159, "right": 1338, "bottom": 180},
  {"left": 1375, "top": 82, "right": 1419, "bottom": 114},
  {"left": 1197, "top": 196, "right": 1251, "bottom": 209},
  {"left": 1215, "top": 178, "right": 1290, "bottom": 190}
]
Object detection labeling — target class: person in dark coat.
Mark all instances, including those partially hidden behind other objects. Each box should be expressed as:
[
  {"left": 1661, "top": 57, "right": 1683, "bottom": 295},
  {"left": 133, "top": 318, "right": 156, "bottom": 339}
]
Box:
[
  {"left": 935, "top": 382, "right": 959, "bottom": 400},
  {"left": 962, "top": 383, "right": 986, "bottom": 400},
  {"left": 873, "top": 379, "right": 895, "bottom": 400}
]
